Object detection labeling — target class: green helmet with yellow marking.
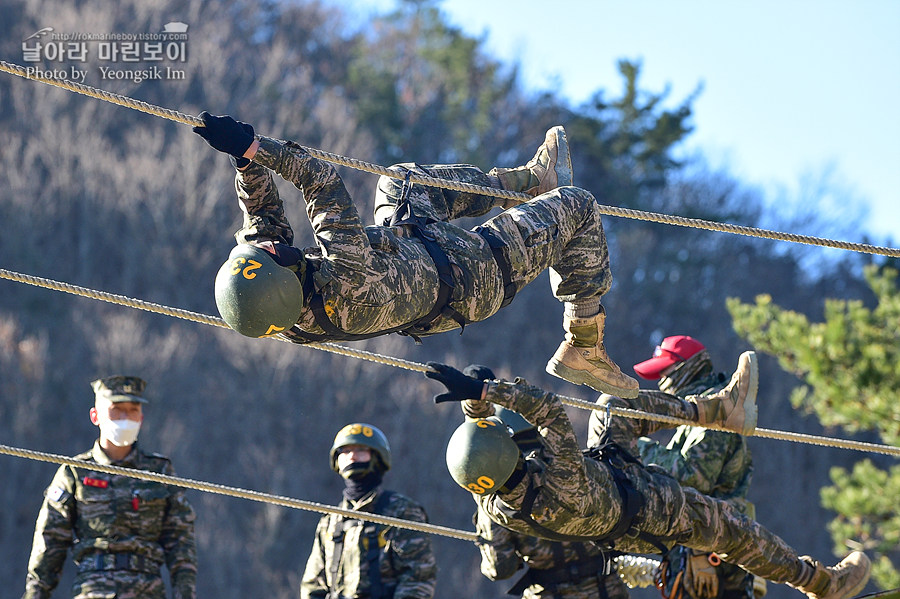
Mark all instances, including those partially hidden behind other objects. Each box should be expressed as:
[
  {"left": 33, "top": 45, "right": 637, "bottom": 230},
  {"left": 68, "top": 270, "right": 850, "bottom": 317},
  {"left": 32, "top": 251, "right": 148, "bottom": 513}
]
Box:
[
  {"left": 329, "top": 422, "right": 392, "bottom": 473},
  {"left": 214, "top": 244, "right": 304, "bottom": 338},
  {"left": 445, "top": 417, "right": 519, "bottom": 495}
]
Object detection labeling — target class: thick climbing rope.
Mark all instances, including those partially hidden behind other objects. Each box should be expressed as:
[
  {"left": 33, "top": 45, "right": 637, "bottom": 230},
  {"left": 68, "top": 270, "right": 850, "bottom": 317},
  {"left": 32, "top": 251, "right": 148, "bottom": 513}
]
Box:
[
  {"left": 0, "top": 443, "right": 478, "bottom": 542},
  {"left": 2, "top": 59, "right": 899, "bottom": 259},
  {"left": 2, "top": 267, "right": 898, "bottom": 458}
]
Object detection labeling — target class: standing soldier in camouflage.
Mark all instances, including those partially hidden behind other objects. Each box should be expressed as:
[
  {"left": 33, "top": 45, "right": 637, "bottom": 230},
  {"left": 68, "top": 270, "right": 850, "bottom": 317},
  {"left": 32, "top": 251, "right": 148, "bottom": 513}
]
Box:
[
  {"left": 589, "top": 336, "right": 762, "bottom": 599},
  {"left": 424, "top": 359, "right": 872, "bottom": 599},
  {"left": 22, "top": 376, "right": 197, "bottom": 599},
  {"left": 300, "top": 423, "right": 437, "bottom": 599},
  {"left": 192, "top": 113, "right": 638, "bottom": 398},
  {"left": 460, "top": 365, "right": 630, "bottom": 599}
]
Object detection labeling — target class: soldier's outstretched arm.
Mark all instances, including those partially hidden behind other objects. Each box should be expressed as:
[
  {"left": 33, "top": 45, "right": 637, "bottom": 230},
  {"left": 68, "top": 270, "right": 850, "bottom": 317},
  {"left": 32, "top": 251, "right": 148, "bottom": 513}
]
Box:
[
  {"left": 250, "top": 136, "right": 371, "bottom": 280},
  {"left": 194, "top": 112, "right": 372, "bottom": 283},
  {"left": 425, "top": 362, "right": 588, "bottom": 493},
  {"left": 193, "top": 112, "right": 295, "bottom": 246}
]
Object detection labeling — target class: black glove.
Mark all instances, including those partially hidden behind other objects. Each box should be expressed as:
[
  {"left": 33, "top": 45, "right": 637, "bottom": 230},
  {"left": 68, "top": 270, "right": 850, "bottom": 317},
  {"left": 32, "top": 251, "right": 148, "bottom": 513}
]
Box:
[
  {"left": 425, "top": 362, "right": 487, "bottom": 404},
  {"left": 193, "top": 111, "right": 255, "bottom": 161},
  {"left": 463, "top": 364, "right": 496, "bottom": 381}
]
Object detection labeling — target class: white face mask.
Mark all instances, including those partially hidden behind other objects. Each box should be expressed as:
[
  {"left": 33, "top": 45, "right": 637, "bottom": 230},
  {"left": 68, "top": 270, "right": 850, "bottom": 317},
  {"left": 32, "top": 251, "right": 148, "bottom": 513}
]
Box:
[{"left": 99, "top": 418, "right": 141, "bottom": 447}]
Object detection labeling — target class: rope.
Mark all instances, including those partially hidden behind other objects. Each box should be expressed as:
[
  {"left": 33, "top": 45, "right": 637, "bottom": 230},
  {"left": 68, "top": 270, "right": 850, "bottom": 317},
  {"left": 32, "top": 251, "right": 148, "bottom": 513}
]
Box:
[
  {"left": 3, "top": 267, "right": 898, "bottom": 457},
  {"left": 0, "top": 443, "right": 478, "bottom": 542},
  {"left": 3, "top": 59, "right": 899, "bottom": 258},
  {"left": 0, "top": 268, "right": 422, "bottom": 372}
]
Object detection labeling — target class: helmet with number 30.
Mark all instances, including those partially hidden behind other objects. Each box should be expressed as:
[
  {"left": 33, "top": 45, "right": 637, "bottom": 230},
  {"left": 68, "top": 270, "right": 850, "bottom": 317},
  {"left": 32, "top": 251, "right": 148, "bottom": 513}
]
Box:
[
  {"left": 214, "top": 244, "right": 304, "bottom": 338},
  {"left": 445, "top": 417, "right": 520, "bottom": 495},
  {"left": 330, "top": 423, "right": 392, "bottom": 473}
]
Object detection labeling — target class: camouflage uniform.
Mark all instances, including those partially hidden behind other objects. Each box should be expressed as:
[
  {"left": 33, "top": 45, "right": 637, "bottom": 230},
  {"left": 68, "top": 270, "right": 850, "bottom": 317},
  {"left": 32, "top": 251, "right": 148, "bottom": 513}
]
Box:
[
  {"left": 461, "top": 398, "right": 628, "bottom": 599},
  {"left": 22, "top": 441, "right": 197, "bottom": 599},
  {"left": 474, "top": 377, "right": 811, "bottom": 588},
  {"left": 475, "top": 506, "right": 630, "bottom": 599},
  {"left": 235, "top": 137, "right": 611, "bottom": 340},
  {"left": 589, "top": 353, "right": 752, "bottom": 511},
  {"left": 300, "top": 487, "right": 437, "bottom": 599},
  {"left": 589, "top": 353, "right": 756, "bottom": 598}
]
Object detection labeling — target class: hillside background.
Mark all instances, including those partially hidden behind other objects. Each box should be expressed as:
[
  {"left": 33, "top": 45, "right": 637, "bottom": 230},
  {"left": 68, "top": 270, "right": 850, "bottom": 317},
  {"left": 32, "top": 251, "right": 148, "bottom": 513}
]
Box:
[{"left": 0, "top": 1, "right": 894, "bottom": 598}]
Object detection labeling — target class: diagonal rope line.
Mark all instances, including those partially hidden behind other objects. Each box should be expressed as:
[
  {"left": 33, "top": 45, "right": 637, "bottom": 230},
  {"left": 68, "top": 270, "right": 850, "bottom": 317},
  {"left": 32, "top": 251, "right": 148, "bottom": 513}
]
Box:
[
  {"left": 3, "top": 267, "right": 898, "bottom": 457},
  {"left": 2, "top": 59, "right": 899, "bottom": 259},
  {"left": 0, "top": 443, "right": 478, "bottom": 542}
]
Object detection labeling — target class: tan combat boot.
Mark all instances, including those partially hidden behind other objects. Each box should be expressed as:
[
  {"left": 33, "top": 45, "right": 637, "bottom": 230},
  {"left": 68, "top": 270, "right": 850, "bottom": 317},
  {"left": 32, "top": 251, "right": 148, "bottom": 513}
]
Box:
[
  {"left": 545, "top": 310, "right": 639, "bottom": 398},
  {"left": 689, "top": 351, "right": 759, "bottom": 435},
  {"left": 490, "top": 126, "right": 573, "bottom": 208},
  {"left": 788, "top": 553, "right": 871, "bottom": 599}
]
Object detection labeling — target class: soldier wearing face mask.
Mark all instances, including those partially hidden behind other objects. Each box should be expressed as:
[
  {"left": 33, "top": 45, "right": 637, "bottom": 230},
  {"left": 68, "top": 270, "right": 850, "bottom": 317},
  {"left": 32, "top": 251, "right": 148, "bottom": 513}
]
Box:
[
  {"left": 22, "top": 376, "right": 197, "bottom": 599},
  {"left": 300, "top": 423, "right": 437, "bottom": 599}
]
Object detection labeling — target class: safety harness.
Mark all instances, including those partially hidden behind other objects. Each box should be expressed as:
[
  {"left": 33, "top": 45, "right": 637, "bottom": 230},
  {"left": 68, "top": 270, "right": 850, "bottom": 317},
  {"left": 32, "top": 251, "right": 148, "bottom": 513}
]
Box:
[
  {"left": 283, "top": 167, "right": 516, "bottom": 344},
  {"left": 506, "top": 541, "right": 616, "bottom": 598},
  {"left": 497, "top": 422, "right": 672, "bottom": 561},
  {"left": 328, "top": 490, "right": 396, "bottom": 599}
]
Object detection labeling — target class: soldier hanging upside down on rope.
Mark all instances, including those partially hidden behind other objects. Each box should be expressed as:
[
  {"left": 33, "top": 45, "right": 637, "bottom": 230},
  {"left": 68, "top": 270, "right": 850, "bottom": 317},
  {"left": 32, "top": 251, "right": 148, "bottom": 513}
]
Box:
[
  {"left": 423, "top": 356, "right": 872, "bottom": 599},
  {"left": 193, "top": 112, "right": 638, "bottom": 397}
]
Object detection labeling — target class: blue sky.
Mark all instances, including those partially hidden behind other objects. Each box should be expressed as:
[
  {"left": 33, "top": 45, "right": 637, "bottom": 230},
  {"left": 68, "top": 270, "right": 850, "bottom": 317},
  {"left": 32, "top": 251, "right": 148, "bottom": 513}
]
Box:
[{"left": 346, "top": 0, "right": 900, "bottom": 244}]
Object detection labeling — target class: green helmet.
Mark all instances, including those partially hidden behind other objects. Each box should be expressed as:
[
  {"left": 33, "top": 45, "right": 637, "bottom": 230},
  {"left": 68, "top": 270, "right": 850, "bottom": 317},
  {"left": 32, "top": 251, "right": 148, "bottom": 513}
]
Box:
[
  {"left": 329, "top": 423, "right": 392, "bottom": 473},
  {"left": 445, "top": 417, "right": 519, "bottom": 495},
  {"left": 214, "top": 244, "right": 304, "bottom": 338},
  {"left": 494, "top": 406, "right": 535, "bottom": 436}
]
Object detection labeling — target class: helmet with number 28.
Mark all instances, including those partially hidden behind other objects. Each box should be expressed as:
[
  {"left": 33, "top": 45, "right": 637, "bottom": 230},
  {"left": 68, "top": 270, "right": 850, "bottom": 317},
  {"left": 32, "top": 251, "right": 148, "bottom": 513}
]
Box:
[
  {"left": 214, "top": 244, "right": 304, "bottom": 338},
  {"left": 446, "top": 417, "right": 520, "bottom": 495}
]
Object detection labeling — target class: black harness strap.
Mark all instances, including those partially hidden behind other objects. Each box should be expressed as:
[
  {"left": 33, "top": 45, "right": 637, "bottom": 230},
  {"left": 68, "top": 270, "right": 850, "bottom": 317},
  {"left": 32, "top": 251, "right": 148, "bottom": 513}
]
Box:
[
  {"left": 363, "top": 490, "right": 395, "bottom": 599},
  {"left": 506, "top": 542, "right": 614, "bottom": 596},
  {"left": 474, "top": 225, "right": 517, "bottom": 309},
  {"left": 386, "top": 170, "right": 468, "bottom": 340},
  {"left": 327, "top": 491, "right": 396, "bottom": 599},
  {"left": 328, "top": 517, "right": 351, "bottom": 599},
  {"left": 499, "top": 444, "right": 670, "bottom": 554},
  {"left": 288, "top": 170, "right": 468, "bottom": 344}
]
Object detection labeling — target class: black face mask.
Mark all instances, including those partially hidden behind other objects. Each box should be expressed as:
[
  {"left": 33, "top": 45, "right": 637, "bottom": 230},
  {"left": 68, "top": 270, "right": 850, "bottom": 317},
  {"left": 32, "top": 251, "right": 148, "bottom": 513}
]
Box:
[
  {"left": 340, "top": 460, "right": 373, "bottom": 480},
  {"left": 342, "top": 468, "right": 383, "bottom": 502}
]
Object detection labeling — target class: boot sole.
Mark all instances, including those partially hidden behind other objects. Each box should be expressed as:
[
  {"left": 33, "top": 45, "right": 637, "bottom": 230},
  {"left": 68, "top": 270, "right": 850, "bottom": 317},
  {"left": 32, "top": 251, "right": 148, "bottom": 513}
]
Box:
[
  {"left": 837, "top": 554, "right": 872, "bottom": 599},
  {"left": 740, "top": 351, "right": 759, "bottom": 435},
  {"left": 550, "top": 127, "right": 573, "bottom": 187},
  {"left": 546, "top": 359, "right": 639, "bottom": 398}
]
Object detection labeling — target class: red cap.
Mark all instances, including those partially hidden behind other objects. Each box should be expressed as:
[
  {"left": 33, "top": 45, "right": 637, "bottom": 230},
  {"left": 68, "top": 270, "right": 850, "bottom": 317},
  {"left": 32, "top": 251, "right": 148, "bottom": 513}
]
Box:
[{"left": 633, "top": 335, "right": 706, "bottom": 380}]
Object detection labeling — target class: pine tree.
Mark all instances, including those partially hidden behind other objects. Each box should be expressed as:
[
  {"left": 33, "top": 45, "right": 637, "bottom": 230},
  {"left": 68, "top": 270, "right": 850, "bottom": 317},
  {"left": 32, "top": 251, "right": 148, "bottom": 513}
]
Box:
[{"left": 728, "top": 265, "right": 900, "bottom": 589}]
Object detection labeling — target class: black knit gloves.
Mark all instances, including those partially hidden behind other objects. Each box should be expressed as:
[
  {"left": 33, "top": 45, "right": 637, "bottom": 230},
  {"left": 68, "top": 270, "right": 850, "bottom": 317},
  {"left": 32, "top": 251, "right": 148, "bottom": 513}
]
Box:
[
  {"left": 425, "top": 362, "right": 488, "bottom": 404},
  {"left": 193, "top": 111, "right": 255, "bottom": 168}
]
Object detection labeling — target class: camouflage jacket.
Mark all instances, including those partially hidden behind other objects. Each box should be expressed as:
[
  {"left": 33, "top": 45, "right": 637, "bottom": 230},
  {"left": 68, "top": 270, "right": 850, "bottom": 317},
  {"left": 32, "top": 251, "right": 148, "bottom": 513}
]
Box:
[
  {"left": 234, "top": 137, "right": 503, "bottom": 339},
  {"left": 300, "top": 487, "right": 437, "bottom": 599},
  {"left": 474, "top": 506, "right": 629, "bottom": 599},
  {"left": 476, "top": 378, "right": 627, "bottom": 541},
  {"left": 23, "top": 441, "right": 197, "bottom": 599}
]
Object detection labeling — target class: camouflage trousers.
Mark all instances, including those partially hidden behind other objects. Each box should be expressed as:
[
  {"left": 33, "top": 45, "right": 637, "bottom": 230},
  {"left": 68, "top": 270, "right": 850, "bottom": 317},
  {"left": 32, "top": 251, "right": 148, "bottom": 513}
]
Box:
[
  {"left": 374, "top": 163, "right": 613, "bottom": 303},
  {"left": 590, "top": 392, "right": 804, "bottom": 585},
  {"left": 72, "top": 571, "right": 166, "bottom": 599}
]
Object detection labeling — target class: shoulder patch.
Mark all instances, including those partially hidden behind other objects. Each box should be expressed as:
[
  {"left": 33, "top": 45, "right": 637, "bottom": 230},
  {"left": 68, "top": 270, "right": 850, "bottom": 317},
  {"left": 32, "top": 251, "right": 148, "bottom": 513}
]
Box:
[{"left": 46, "top": 486, "right": 68, "bottom": 503}]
